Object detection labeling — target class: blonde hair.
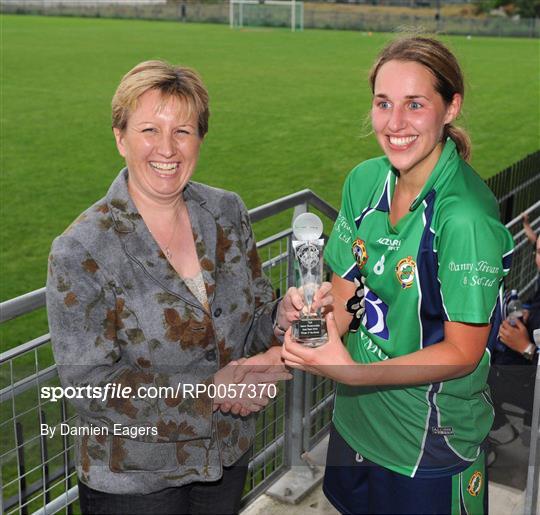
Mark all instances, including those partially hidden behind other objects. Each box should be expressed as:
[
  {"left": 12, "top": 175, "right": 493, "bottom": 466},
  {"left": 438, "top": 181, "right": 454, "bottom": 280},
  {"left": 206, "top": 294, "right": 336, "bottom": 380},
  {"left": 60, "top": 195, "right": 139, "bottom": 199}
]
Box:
[
  {"left": 112, "top": 60, "right": 210, "bottom": 137},
  {"left": 369, "top": 36, "right": 471, "bottom": 161}
]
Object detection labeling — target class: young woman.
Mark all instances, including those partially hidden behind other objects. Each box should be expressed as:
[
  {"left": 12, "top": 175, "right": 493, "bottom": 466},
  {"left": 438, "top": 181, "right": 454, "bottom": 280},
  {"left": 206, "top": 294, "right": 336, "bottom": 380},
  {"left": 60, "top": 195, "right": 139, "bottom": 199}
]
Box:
[{"left": 282, "top": 37, "right": 514, "bottom": 514}]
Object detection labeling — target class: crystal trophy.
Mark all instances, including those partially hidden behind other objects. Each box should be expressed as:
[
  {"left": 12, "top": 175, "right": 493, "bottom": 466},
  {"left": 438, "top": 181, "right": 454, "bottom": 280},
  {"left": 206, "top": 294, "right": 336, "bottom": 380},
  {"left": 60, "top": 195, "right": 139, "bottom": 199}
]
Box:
[{"left": 291, "top": 213, "right": 328, "bottom": 347}]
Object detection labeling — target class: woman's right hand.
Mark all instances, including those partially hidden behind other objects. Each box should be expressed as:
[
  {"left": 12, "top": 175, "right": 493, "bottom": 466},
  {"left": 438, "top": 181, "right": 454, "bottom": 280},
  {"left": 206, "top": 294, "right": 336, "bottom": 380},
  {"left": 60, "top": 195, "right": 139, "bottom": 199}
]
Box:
[{"left": 213, "top": 357, "right": 290, "bottom": 416}]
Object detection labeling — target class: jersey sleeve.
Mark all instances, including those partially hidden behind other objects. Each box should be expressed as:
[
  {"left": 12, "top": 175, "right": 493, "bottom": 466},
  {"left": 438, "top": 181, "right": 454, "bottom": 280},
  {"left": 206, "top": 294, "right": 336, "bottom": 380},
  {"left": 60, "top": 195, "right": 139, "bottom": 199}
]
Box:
[
  {"left": 325, "top": 171, "right": 361, "bottom": 282},
  {"left": 436, "top": 212, "right": 514, "bottom": 323}
]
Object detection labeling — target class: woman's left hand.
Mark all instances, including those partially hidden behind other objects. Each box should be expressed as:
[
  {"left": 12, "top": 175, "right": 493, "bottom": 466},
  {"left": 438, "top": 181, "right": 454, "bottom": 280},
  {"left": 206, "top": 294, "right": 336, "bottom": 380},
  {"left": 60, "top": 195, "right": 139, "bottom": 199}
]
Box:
[
  {"left": 276, "top": 282, "right": 333, "bottom": 331},
  {"left": 281, "top": 312, "right": 356, "bottom": 384}
]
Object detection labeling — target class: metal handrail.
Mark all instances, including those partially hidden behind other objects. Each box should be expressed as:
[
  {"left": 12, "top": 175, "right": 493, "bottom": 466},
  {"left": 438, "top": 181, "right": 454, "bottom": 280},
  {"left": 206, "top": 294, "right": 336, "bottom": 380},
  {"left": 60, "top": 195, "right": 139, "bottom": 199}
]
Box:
[
  {"left": 0, "top": 362, "right": 56, "bottom": 403},
  {"left": 0, "top": 287, "right": 46, "bottom": 324},
  {"left": 249, "top": 189, "right": 338, "bottom": 223},
  {"left": 497, "top": 174, "right": 540, "bottom": 204},
  {"left": 0, "top": 333, "right": 50, "bottom": 363}
]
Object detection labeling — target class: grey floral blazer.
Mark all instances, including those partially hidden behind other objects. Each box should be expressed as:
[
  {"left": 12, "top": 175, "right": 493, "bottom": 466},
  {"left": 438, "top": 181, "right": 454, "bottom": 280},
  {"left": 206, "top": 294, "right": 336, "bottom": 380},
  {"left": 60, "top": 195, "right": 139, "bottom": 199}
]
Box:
[{"left": 46, "top": 169, "right": 278, "bottom": 495}]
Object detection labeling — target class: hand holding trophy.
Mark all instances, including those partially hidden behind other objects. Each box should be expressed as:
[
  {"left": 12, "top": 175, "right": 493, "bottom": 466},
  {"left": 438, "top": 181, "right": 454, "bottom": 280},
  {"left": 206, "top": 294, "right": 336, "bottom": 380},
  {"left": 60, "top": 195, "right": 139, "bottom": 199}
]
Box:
[{"left": 291, "top": 213, "right": 328, "bottom": 347}]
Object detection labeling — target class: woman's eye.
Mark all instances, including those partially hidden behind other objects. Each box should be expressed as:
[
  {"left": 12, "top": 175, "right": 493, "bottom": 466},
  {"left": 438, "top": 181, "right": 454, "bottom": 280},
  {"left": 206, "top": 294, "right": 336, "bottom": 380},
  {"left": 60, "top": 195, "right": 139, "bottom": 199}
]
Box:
[
  {"left": 176, "top": 129, "right": 190, "bottom": 135},
  {"left": 142, "top": 128, "right": 157, "bottom": 133},
  {"left": 409, "top": 101, "right": 422, "bottom": 110}
]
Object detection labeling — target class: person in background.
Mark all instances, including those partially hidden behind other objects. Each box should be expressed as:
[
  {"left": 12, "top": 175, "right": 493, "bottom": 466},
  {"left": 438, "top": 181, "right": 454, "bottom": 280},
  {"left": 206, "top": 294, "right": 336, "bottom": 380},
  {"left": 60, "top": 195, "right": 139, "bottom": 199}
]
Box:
[
  {"left": 281, "top": 36, "right": 514, "bottom": 514},
  {"left": 522, "top": 212, "right": 538, "bottom": 247},
  {"left": 46, "top": 60, "right": 331, "bottom": 515},
  {"left": 488, "top": 234, "right": 539, "bottom": 450}
]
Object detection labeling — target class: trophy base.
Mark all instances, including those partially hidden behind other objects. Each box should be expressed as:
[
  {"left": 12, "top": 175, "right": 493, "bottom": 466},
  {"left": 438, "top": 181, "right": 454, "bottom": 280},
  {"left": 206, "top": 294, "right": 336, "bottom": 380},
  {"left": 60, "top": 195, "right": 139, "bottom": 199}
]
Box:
[{"left": 292, "top": 317, "right": 328, "bottom": 347}]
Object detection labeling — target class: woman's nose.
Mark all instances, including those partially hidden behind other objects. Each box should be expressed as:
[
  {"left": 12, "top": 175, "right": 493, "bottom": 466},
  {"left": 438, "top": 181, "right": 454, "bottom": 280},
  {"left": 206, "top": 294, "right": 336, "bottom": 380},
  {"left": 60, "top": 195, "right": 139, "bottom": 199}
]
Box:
[
  {"left": 388, "top": 106, "right": 407, "bottom": 132},
  {"left": 157, "top": 133, "right": 175, "bottom": 158}
]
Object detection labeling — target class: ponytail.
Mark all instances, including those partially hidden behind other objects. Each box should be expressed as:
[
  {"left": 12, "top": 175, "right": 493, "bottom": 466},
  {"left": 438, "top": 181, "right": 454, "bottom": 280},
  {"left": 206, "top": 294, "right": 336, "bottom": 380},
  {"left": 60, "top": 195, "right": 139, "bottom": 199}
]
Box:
[{"left": 445, "top": 124, "right": 471, "bottom": 162}]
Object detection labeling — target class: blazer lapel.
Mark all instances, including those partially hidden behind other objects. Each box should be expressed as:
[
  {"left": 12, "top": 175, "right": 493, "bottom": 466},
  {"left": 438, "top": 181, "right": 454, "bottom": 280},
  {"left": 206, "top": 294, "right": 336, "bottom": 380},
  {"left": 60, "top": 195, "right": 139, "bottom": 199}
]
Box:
[
  {"left": 184, "top": 183, "right": 217, "bottom": 307},
  {"left": 106, "top": 169, "right": 203, "bottom": 311}
]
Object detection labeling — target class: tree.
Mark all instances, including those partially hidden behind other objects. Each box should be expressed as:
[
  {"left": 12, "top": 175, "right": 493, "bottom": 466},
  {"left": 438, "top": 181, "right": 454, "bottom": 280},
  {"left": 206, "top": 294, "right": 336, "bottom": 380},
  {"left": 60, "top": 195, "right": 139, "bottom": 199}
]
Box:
[{"left": 473, "top": 0, "right": 540, "bottom": 17}]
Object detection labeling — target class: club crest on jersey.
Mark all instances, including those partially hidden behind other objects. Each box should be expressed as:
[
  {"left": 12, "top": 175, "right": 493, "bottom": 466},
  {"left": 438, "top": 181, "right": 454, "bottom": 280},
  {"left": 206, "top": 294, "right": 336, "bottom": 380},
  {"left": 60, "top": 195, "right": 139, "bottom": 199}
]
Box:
[
  {"left": 467, "top": 471, "right": 483, "bottom": 497},
  {"left": 352, "top": 239, "right": 368, "bottom": 270},
  {"left": 395, "top": 256, "right": 416, "bottom": 289}
]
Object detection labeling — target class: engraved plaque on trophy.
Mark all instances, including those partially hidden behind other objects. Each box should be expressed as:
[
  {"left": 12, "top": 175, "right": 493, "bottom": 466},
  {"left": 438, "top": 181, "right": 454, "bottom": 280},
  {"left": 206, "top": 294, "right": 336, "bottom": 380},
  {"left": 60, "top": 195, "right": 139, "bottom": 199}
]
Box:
[{"left": 291, "top": 213, "right": 328, "bottom": 347}]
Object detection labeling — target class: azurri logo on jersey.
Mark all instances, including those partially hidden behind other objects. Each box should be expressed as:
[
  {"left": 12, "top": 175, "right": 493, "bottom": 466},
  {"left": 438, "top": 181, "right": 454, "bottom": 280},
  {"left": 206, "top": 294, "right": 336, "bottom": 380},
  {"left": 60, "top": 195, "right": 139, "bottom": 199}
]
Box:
[{"left": 362, "top": 286, "right": 390, "bottom": 340}]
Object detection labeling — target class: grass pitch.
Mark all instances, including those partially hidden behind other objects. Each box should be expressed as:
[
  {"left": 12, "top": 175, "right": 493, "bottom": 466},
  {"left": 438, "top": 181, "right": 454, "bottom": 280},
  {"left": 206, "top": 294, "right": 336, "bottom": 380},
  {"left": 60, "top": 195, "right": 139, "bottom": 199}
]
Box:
[{"left": 1, "top": 15, "right": 539, "bottom": 344}]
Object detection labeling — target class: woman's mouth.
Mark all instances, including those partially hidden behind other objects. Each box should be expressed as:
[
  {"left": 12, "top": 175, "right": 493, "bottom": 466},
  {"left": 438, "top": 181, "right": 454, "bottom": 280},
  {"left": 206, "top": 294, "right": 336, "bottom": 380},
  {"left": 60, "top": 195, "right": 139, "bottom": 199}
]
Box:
[
  {"left": 387, "top": 135, "right": 418, "bottom": 149},
  {"left": 149, "top": 161, "right": 179, "bottom": 176}
]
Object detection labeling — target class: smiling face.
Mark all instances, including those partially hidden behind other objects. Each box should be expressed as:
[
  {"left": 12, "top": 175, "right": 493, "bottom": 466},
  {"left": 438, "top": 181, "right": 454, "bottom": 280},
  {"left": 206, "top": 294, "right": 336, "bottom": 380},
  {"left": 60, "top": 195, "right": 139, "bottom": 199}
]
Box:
[
  {"left": 371, "top": 60, "right": 461, "bottom": 178},
  {"left": 113, "top": 88, "right": 202, "bottom": 204}
]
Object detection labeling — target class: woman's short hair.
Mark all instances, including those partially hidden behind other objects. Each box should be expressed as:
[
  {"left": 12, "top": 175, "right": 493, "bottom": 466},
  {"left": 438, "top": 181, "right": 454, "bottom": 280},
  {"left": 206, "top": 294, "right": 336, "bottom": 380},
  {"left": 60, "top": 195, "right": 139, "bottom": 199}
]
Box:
[
  {"left": 112, "top": 60, "right": 210, "bottom": 137},
  {"left": 369, "top": 36, "right": 471, "bottom": 161}
]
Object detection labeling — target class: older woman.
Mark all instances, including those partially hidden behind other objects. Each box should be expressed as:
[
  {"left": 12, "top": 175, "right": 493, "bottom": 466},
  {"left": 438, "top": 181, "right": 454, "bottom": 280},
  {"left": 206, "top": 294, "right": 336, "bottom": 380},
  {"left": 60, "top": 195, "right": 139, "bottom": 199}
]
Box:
[{"left": 46, "top": 60, "right": 327, "bottom": 514}]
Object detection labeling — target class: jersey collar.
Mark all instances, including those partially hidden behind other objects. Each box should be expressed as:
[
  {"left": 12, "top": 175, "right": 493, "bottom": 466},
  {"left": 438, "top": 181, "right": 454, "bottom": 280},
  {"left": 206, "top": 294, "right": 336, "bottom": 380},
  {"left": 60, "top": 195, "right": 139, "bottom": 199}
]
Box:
[{"left": 406, "top": 138, "right": 459, "bottom": 211}]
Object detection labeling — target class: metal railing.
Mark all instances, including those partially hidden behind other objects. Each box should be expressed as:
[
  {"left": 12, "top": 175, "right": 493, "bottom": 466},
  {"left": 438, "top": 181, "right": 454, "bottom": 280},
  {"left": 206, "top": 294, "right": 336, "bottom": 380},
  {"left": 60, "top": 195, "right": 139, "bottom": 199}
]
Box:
[
  {"left": 486, "top": 150, "right": 540, "bottom": 226},
  {"left": 1, "top": 168, "right": 540, "bottom": 513},
  {"left": 487, "top": 150, "right": 540, "bottom": 300}
]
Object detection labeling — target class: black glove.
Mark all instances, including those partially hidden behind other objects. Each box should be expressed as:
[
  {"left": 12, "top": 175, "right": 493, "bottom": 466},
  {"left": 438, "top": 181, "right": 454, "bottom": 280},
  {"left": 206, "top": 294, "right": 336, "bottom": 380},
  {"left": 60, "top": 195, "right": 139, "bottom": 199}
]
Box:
[{"left": 346, "top": 275, "right": 366, "bottom": 333}]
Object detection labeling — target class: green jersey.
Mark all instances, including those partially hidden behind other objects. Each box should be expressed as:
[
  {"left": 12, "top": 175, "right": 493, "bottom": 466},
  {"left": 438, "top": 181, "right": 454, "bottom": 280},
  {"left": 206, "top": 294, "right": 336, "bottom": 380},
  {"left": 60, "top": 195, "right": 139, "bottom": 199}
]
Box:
[{"left": 325, "top": 139, "right": 514, "bottom": 478}]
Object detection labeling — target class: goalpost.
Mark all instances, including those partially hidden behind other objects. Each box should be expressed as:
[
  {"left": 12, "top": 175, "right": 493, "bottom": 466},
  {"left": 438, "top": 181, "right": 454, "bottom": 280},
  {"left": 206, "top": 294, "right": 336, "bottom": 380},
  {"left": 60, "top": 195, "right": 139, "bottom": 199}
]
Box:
[{"left": 230, "top": 0, "right": 304, "bottom": 32}]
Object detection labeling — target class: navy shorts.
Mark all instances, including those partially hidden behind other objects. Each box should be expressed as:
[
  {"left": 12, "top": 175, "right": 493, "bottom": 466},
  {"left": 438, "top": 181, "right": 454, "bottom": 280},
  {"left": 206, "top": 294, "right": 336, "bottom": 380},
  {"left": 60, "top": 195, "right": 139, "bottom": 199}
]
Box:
[{"left": 322, "top": 425, "right": 488, "bottom": 515}]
